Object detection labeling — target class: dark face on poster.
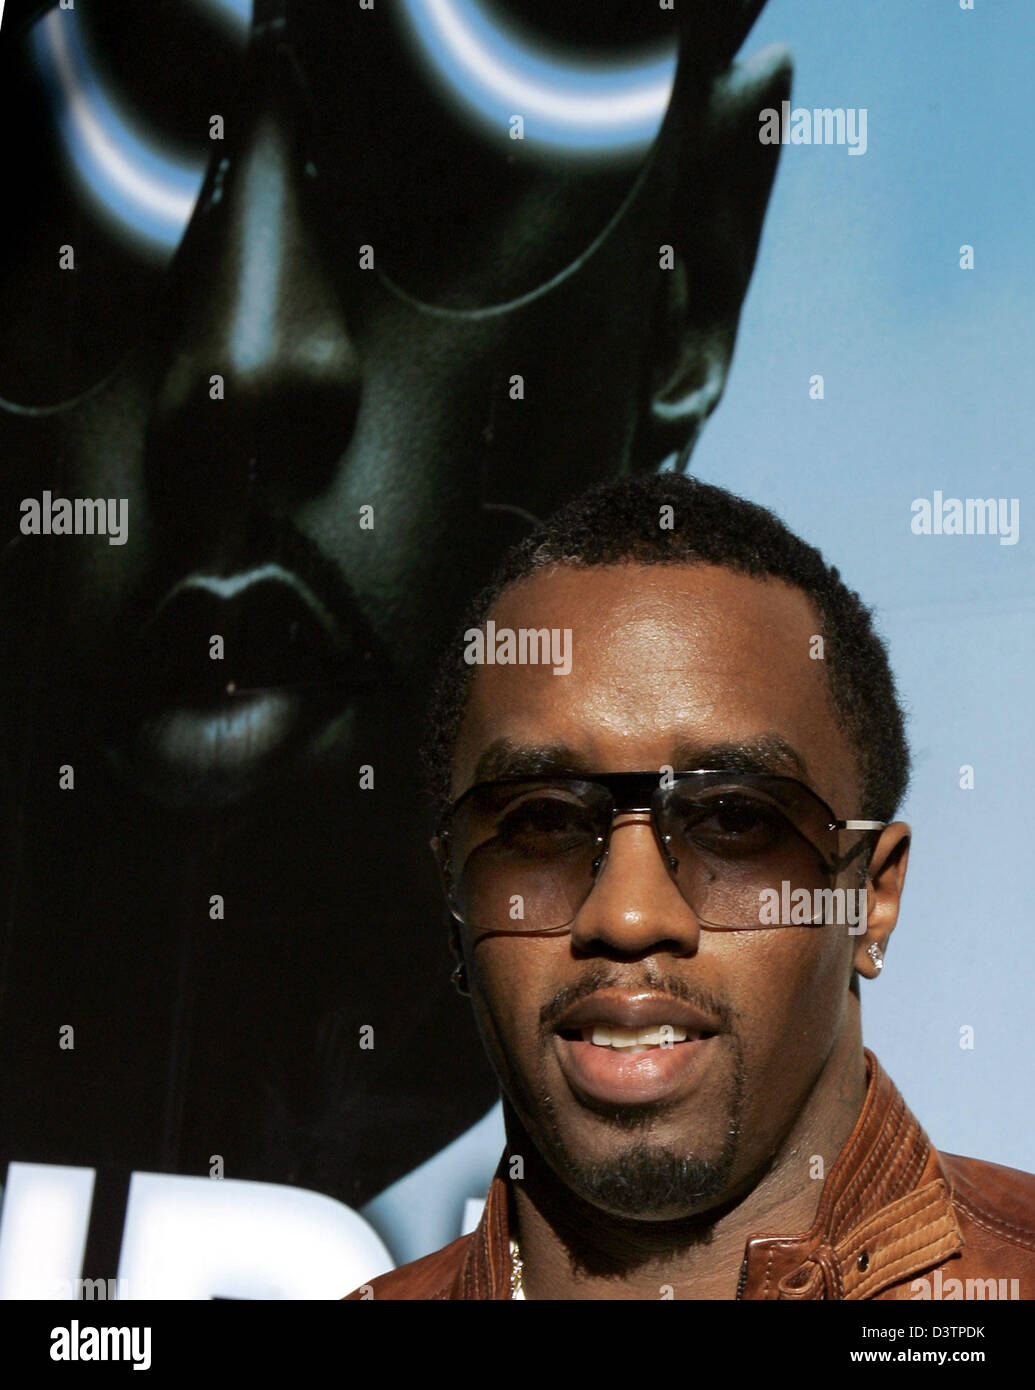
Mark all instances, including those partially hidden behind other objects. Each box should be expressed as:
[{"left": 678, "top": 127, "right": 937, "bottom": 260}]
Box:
[{"left": 0, "top": 0, "right": 786, "bottom": 1230}]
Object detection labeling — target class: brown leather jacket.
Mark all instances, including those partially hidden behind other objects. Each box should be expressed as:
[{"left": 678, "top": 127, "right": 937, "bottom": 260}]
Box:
[{"left": 345, "top": 1051, "right": 1035, "bottom": 1300}]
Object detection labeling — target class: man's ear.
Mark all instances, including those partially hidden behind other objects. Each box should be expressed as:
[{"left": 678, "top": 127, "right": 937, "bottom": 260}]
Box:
[
  {"left": 854, "top": 824, "right": 911, "bottom": 979},
  {"left": 636, "top": 44, "right": 793, "bottom": 466},
  {"left": 431, "top": 836, "right": 472, "bottom": 992}
]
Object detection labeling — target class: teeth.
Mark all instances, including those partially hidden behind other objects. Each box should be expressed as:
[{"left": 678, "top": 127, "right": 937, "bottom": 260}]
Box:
[{"left": 586, "top": 1025, "right": 692, "bottom": 1048}]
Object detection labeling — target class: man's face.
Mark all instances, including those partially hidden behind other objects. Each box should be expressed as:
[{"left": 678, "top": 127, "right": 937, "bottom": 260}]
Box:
[
  {"left": 449, "top": 563, "right": 868, "bottom": 1220},
  {"left": 0, "top": 1, "right": 690, "bottom": 810}
]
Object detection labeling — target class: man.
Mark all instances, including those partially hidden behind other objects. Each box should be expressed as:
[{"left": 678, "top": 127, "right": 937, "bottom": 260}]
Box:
[
  {"left": 0, "top": 0, "right": 792, "bottom": 1249},
  {"left": 348, "top": 473, "right": 1035, "bottom": 1298}
]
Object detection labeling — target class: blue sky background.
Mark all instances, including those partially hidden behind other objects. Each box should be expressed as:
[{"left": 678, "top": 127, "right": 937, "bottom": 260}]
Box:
[{"left": 690, "top": 0, "right": 1034, "bottom": 1169}]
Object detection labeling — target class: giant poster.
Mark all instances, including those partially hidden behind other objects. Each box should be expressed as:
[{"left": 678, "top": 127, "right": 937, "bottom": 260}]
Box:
[{"left": 0, "top": 0, "right": 1030, "bottom": 1301}]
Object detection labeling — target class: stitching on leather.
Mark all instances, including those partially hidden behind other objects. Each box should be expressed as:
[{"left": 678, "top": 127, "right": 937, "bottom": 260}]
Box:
[
  {"left": 834, "top": 1112, "right": 887, "bottom": 1220},
  {"left": 810, "top": 1057, "right": 883, "bottom": 1237},
  {"left": 840, "top": 1090, "right": 903, "bottom": 1217},
  {"left": 842, "top": 1185, "right": 959, "bottom": 1297},
  {"left": 874, "top": 1096, "right": 908, "bottom": 1195},
  {"left": 857, "top": 1100, "right": 929, "bottom": 1230},
  {"left": 846, "top": 1191, "right": 954, "bottom": 1275},
  {"left": 810, "top": 1058, "right": 920, "bottom": 1245},
  {"left": 854, "top": 1230, "right": 960, "bottom": 1299},
  {"left": 954, "top": 1194, "right": 1035, "bottom": 1250},
  {"left": 900, "top": 1117, "right": 930, "bottom": 1195},
  {"left": 837, "top": 1089, "right": 906, "bottom": 1230},
  {"left": 890, "top": 1105, "right": 927, "bottom": 1200},
  {"left": 895, "top": 1107, "right": 926, "bottom": 1190},
  {"left": 466, "top": 1210, "right": 490, "bottom": 1298},
  {"left": 853, "top": 1232, "right": 962, "bottom": 1300},
  {"left": 828, "top": 1248, "right": 844, "bottom": 1300},
  {"left": 846, "top": 1205, "right": 944, "bottom": 1283},
  {"left": 846, "top": 1182, "right": 948, "bottom": 1251},
  {"left": 777, "top": 1261, "right": 822, "bottom": 1300}
]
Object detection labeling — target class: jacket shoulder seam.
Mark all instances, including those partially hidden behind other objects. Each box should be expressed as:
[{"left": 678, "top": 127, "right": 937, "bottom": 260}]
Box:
[{"left": 951, "top": 1190, "right": 1035, "bottom": 1250}]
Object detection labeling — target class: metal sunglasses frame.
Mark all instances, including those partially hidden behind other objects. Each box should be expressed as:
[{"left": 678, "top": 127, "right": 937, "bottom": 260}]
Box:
[{"left": 436, "top": 769, "right": 886, "bottom": 935}]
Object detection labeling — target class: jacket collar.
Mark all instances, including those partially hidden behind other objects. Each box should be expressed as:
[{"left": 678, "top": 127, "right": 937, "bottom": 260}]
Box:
[
  {"left": 738, "top": 1049, "right": 963, "bottom": 1299},
  {"left": 450, "top": 1049, "right": 963, "bottom": 1300}
]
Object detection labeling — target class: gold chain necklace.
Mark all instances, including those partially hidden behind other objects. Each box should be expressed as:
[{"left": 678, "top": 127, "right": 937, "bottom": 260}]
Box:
[{"left": 509, "top": 1238, "right": 524, "bottom": 1299}]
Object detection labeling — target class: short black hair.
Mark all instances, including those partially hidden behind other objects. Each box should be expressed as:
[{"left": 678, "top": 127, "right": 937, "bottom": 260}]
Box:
[{"left": 423, "top": 473, "right": 910, "bottom": 823}]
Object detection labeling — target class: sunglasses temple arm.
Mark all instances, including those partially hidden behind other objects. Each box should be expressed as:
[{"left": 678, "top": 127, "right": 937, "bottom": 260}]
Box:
[{"left": 826, "top": 822, "right": 885, "bottom": 877}]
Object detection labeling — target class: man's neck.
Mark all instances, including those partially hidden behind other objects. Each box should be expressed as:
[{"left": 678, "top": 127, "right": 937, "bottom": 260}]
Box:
[{"left": 509, "top": 1031, "right": 869, "bottom": 1300}]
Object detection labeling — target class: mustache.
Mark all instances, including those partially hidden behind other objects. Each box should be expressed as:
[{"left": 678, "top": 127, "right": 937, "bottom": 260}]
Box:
[{"left": 538, "top": 963, "right": 737, "bottom": 1039}]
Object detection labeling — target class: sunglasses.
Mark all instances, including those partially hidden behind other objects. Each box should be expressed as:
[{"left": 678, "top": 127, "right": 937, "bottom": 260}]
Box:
[
  {"left": 0, "top": 0, "right": 677, "bottom": 410},
  {"left": 3, "top": 0, "right": 766, "bottom": 410},
  {"left": 436, "top": 771, "right": 885, "bottom": 935}
]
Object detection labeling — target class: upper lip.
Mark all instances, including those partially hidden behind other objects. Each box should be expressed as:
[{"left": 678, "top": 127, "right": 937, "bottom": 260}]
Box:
[
  {"left": 554, "top": 991, "right": 722, "bottom": 1037},
  {"left": 96, "top": 511, "right": 397, "bottom": 716},
  {"left": 109, "top": 563, "right": 384, "bottom": 713},
  {"left": 137, "top": 566, "right": 350, "bottom": 701}
]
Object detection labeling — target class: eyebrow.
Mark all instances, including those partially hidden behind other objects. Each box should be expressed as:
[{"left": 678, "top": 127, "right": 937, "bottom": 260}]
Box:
[
  {"left": 470, "top": 739, "right": 592, "bottom": 784},
  {"left": 669, "top": 734, "right": 810, "bottom": 781},
  {"left": 468, "top": 732, "right": 810, "bottom": 786}
]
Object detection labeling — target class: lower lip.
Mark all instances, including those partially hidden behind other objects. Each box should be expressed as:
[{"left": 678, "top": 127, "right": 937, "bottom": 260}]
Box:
[
  {"left": 108, "top": 691, "right": 341, "bottom": 807},
  {"left": 555, "top": 1034, "right": 717, "bottom": 1106}
]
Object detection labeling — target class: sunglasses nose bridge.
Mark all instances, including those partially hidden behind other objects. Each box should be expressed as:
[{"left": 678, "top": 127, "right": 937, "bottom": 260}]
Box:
[
  {"left": 592, "top": 794, "right": 653, "bottom": 848},
  {"left": 589, "top": 805, "right": 678, "bottom": 892}
]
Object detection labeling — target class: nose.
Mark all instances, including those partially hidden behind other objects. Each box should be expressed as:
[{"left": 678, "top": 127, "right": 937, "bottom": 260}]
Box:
[
  {"left": 145, "top": 95, "right": 362, "bottom": 540},
  {"left": 569, "top": 813, "right": 702, "bottom": 959}
]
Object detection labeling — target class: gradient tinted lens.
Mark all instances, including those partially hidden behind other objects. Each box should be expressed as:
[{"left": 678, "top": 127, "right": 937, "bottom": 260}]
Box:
[
  {"left": 446, "top": 780, "right": 611, "bottom": 932},
  {"left": 0, "top": 0, "right": 252, "bottom": 408},
  {"left": 657, "top": 777, "right": 838, "bottom": 927},
  {"left": 445, "top": 774, "right": 848, "bottom": 933}
]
